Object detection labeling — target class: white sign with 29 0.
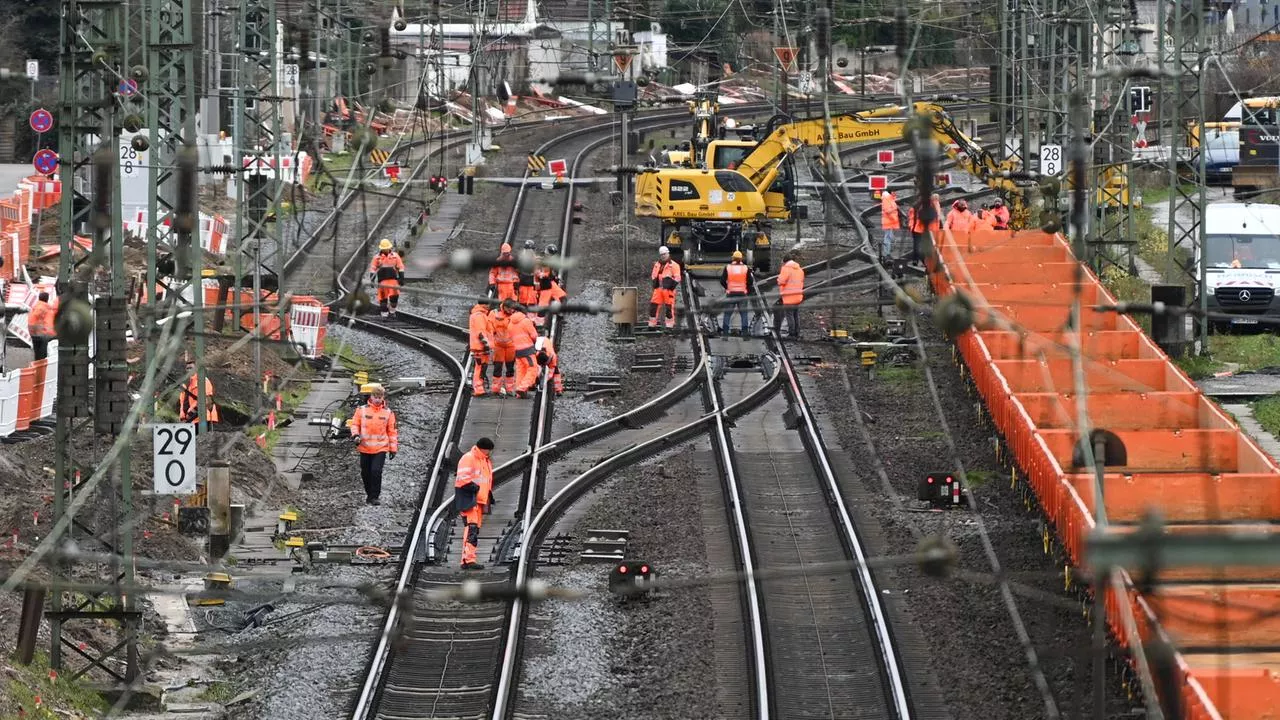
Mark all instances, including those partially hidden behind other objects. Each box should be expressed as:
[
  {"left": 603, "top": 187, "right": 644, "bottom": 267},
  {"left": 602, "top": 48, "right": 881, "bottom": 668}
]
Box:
[{"left": 153, "top": 424, "right": 197, "bottom": 495}]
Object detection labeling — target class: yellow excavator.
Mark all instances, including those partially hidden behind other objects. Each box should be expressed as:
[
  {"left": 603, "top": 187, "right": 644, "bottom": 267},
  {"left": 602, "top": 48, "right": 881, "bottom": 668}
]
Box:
[{"left": 635, "top": 101, "right": 1032, "bottom": 272}]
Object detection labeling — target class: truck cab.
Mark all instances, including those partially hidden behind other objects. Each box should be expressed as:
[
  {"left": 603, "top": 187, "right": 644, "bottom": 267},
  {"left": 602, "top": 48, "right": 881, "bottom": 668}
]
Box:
[
  {"left": 1204, "top": 202, "right": 1280, "bottom": 331},
  {"left": 704, "top": 138, "right": 795, "bottom": 219}
]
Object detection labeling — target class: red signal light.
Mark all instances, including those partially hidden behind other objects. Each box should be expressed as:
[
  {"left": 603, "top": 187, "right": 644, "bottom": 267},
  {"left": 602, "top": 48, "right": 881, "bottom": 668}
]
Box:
[
  {"left": 618, "top": 565, "right": 628, "bottom": 574},
  {"left": 640, "top": 565, "right": 649, "bottom": 574},
  {"left": 927, "top": 477, "right": 934, "bottom": 484},
  {"left": 946, "top": 476, "right": 953, "bottom": 483}
]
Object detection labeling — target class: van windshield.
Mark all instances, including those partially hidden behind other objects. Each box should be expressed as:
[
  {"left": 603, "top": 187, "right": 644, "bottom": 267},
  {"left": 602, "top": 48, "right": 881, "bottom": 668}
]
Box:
[{"left": 1207, "top": 234, "right": 1280, "bottom": 269}]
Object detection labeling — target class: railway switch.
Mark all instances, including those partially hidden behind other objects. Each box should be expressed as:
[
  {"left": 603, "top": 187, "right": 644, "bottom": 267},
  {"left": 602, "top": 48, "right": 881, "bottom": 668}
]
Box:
[
  {"left": 609, "top": 560, "right": 655, "bottom": 598},
  {"left": 919, "top": 473, "right": 969, "bottom": 508}
]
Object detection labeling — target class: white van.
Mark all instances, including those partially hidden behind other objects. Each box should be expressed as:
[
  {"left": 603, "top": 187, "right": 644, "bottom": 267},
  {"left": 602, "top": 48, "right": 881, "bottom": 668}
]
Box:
[{"left": 1204, "top": 202, "right": 1280, "bottom": 330}]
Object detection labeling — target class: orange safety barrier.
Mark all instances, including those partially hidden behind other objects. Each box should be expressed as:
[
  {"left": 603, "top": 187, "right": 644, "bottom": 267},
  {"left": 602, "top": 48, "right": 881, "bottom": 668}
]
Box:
[
  {"left": 930, "top": 227, "right": 1280, "bottom": 719},
  {"left": 15, "top": 365, "right": 35, "bottom": 432}
]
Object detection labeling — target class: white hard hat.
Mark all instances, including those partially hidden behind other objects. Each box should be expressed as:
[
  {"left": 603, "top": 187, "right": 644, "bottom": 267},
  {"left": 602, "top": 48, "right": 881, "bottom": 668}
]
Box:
[
  {"left": 658, "top": 246, "right": 670, "bottom": 255},
  {"left": 535, "top": 336, "right": 546, "bottom": 352}
]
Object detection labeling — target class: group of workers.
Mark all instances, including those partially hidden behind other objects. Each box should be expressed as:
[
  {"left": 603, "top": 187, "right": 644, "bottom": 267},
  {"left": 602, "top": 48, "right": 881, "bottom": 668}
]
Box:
[
  {"left": 468, "top": 298, "right": 563, "bottom": 398},
  {"left": 715, "top": 249, "right": 806, "bottom": 337},
  {"left": 881, "top": 191, "right": 1010, "bottom": 259}
]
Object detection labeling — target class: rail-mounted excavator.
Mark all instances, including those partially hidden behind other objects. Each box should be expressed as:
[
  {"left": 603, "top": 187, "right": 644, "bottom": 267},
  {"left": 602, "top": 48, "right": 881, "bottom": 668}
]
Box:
[{"left": 634, "top": 101, "right": 1031, "bottom": 272}]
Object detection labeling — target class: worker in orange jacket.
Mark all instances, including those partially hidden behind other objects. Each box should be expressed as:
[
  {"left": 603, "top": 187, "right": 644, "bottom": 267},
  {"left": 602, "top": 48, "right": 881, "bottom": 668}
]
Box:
[
  {"left": 350, "top": 384, "right": 398, "bottom": 505},
  {"left": 945, "top": 199, "right": 976, "bottom": 233},
  {"left": 488, "top": 302, "right": 516, "bottom": 396},
  {"left": 534, "top": 244, "right": 567, "bottom": 327},
  {"left": 719, "top": 250, "right": 754, "bottom": 335},
  {"left": 469, "top": 302, "right": 493, "bottom": 396},
  {"left": 880, "top": 190, "right": 901, "bottom": 258},
  {"left": 454, "top": 436, "right": 495, "bottom": 570},
  {"left": 369, "top": 239, "right": 406, "bottom": 317},
  {"left": 516, "top": 240, "right": 539, "bottom": 306},
  {"left": 974, "top": 203, "right": 996, "bottom": 230},
  {"left": 649, "top": 246, "right": 682, "bottom": 329},
  {"left": 488, "top": 242, "right": 519, "bottom": 301},
  {"left": 774, "top": 251, "right": 805, "bottom": 338},
  {"left": 534, "top": 335, "right": 564, "bottom": 395},
  {"left": 28, "top": 292, "right": 56, "bottom": 360},
  {"left": 907, "top": 194, "right": 943, "bottom": 262},
  {"left": 990, "top": 197, "right": 1010, "bottom": 229},
  {"left": 178, "top": 361, "right": 221, "bottom": 426},
  {"left": 506, "top": 300, "right": 540, "bottom": 397}
]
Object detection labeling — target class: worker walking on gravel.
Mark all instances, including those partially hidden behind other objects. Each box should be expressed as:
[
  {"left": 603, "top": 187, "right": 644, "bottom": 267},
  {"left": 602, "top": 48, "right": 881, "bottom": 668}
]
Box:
[
  {"left": 469, "top": 302, "right": 493, "bottom": 396},
  {"left": 350, "top": 384, "right": 398, "bottom": 506},
  {"left": 649, "top": 246, "right": 682, "bottom": 329},
  {"left": 488, "top": 302, "right": 516, "bottom": 396},
  {"left": 880, "top": 190, "right": 900, "bottom": 258},
  {"left": 369, "top": 239, "right": 406, "bottom": 317},
  {"left": 534, "top": 335, "right": 564, "bottom": 395},
  {"left": 178, "top": 360, "right": 220, "bottom": 427},
  {"left": 774, "top": 251, "right": 805, "bottom": 338},
  {"left": 28, "top": 292, "right": 56, "bottom": 360},
  {"left": 454, "top": 436, "right": 495, "bottom": 570},
  {"left": 719, "top": 250, "right": 754, "bottom": 335},
  {"left": 488, "top": 243, "right": 519, "bottom": 302},
  {"left": 507, "top": 300, "right": 540, "bottom": 398}
]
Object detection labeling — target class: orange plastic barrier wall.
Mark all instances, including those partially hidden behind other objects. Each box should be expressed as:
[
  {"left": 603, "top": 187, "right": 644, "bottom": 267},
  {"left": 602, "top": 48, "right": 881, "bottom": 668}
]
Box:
[{"left": 930, "top": 228, "right": 1280, "bottom": 719}]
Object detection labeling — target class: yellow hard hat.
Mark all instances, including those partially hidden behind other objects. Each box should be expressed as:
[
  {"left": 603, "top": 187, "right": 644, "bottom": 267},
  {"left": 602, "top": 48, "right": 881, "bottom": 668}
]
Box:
[
  {"left": 359, "top": 382, "right": 384, "bottom": 395},
  {"left": 379, "top": 239, "right": 393, "bottom": 251},
  {"left": 731, "top": 250, "right": 744, "bottom": 260}
]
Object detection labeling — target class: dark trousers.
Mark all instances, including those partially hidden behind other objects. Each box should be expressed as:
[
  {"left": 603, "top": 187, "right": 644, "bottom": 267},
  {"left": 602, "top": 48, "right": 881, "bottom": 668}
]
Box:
[
  {"left": 773, "top": 302, "right": 799, "bottom": 336},
  {"left": 32, "top": 337, "right": 49, "bottom": 361},
  {"left": 911, "top": 231, "right": 925, "bottom": 262},
  {"left": 359, "top": 451, "right": 386, "bottom": 501}
]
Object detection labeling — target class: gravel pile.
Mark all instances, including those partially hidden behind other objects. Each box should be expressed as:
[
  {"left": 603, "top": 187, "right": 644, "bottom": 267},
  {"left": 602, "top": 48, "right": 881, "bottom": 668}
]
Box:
[{"left": 516, "top": 452, "right": 721, "bottom": 720}]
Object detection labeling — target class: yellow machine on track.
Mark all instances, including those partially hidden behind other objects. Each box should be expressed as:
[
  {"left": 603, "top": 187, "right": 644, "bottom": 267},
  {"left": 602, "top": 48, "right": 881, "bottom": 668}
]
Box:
[{"left": 635, "top": 102, "right": 1030, "bottom": 272}]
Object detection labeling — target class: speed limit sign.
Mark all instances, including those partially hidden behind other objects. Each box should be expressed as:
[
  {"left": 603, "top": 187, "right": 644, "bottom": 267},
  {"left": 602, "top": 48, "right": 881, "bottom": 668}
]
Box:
[{"left": 153, "top": 424, "right": 197, "bottom": 495}]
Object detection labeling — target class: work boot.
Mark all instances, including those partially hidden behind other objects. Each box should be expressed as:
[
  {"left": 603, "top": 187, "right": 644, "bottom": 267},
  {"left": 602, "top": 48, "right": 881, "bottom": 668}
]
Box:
[
  {"left": 461, "top": 562, "right": 486, "bottom": 570},
  {"left": 515, "top": 390, "right": 528, "bottom": 399},
  {"left": 371, "top": 497, "right": 381, "bottom": 506},
  {"left": 498, "top": 385, "right": 508, "bottom": 397}
]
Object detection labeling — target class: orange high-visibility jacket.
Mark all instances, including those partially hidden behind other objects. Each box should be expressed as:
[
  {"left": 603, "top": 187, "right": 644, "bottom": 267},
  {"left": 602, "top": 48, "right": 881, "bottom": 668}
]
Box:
[
  {"left": 651, "top": 259, "right": 682, "bottom": 288},
  {"left": 369, "top": 251, "right": 405, "bottom": 280},
  {"left": 489, "top": 255, "right": 519, "bottom": 287},
  {"left": 509, "top": 311, "right": 538, "bottom": 352},
  {"left": 945, "top": 209, "right": 975, "bottom": 232},
  {"left": 908, "top": 206, "right": 942, "bottom": 234},
  {"left": 456, "top": 446, "right": 493, "bottom": 506},
  {"left": 28, "top": 300, "right": 55, "bottom": 337},
  {"left": 723, "top": 262, "right": 750, "bottom": 294},
  {"left": 469, "top": 304, "right": 492, "bottom": 353},
  {"left": 992, "top": 205, "right": 1010, "bottom": 229},
  {"left": 350, "top": 403, "right": 398, "bottom": 454},
  {"left": 880, "top": 194, "right": 901, "bottom": 230},
  {"left": 489, "top": 309, "right": 513, "bottom": 347},
  {"left": 178, "top": 376, "right": 221, "bottom": 423},
  {"left": 777, "top": 260, "right": 805, "bottom": 305}
]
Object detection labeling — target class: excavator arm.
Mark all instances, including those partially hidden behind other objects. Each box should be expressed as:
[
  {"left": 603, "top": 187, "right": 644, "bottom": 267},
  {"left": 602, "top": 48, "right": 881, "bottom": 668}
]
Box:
[{"left": 734, "top": 110, "right": 911, "bottom": 191}]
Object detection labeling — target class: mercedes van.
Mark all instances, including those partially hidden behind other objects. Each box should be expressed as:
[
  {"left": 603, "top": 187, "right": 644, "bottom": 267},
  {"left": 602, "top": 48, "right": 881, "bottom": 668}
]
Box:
[{"left": 1204, "top": 202, "right": 1280, "bottom": 330}]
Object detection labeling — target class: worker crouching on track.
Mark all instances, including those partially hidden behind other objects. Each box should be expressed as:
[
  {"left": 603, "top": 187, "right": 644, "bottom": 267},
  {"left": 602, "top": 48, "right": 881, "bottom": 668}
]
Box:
[
  {"left": 488, "top": 302, "right": 516, "bottom": 396},
  {"left": 534, "top": 245, "right": 567, "bottom": 327},
  {"left": 178, "top": 361, "right": 220, "bottom": 427},
  {"left": 469, "top": 301, "right": 493, "bottom": 397},
  {"left": 649, "top": 246, "right": 682, "bottom": 329},
  {"left": 774, "top": 251, "right": 805, "bottom": 338},
  {"left": 350, "top": 384, "right": 398, "bottom": 505},
  {"left": 507, "top": 300, "right": 541, "bottom": 398},
  {"left": 719, "top": 250, "right": 754, "bottom": 335},
  {"left": 454, "top": 436, "right": 495, "bottom": 570},
  {"left": 488, "top": 242, "right": 518, "bottom": 302},
  {"left": 534, "top": 335, "right": 564, "bottom": 395},
  {"left": 369, "top": 239, "right": 406, "bottom": 317}
]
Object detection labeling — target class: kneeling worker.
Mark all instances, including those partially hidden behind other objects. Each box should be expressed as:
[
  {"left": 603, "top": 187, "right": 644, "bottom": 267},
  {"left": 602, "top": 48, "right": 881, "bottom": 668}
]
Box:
[
  {"left": 534, "top": 335, "right": 564, "bottom": 395},
  {"left": 454, "top": 436, "right": 495, "bottom": 570},
  {"left": 350, "top": 384, "right": 398, "bottom": 505}
]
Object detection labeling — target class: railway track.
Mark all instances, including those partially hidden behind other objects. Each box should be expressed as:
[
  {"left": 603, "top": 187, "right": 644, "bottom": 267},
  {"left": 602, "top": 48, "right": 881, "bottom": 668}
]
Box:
[{"left": 336, "top": 94, "right": 952, "bottom": 720}]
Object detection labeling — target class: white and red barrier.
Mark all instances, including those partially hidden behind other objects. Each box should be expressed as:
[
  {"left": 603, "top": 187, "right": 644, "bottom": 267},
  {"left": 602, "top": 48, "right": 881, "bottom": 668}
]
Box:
[
  {"left": 288, "top": 296, "right": 329, "bottom": 358},
  {"left": 125, "top": 210, "right": 231, "bottom": 256},
  {"left": 0, "top": 367, "right": 20, "bottom": 437}
]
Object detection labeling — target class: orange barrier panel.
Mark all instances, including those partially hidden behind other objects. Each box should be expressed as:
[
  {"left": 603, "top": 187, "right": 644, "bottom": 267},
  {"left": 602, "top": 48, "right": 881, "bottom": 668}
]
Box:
[
  {"left": 930, "top": 226, "right": 1280, "bottom": 719},
  {"left": 15, "top": 366, "right": 35, "bottom": 432}
]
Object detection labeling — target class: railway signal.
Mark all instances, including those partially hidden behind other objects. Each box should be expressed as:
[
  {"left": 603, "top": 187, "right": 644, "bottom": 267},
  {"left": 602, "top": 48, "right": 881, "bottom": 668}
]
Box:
[
  {"left": 609, "top": 560, "right": 655, "bottom": 598},
  {"left": 918, "top": 473, "right": 968, "bottom": 508}
]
